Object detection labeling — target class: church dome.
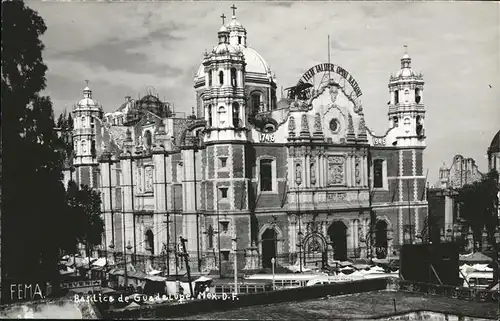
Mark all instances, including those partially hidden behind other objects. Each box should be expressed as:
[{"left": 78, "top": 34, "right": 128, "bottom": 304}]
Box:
[
  {"left": 242, "top": 47, "right": 271, "bottom": 75},
  {"left": 488, "top": 130, "right": 500, "bottom": 153},
  {"left": 228, "top": 17, "right": 244, "bottom": 29},
  {"left": 212, "top": 43, "right": 238, "bottom": 55},
  {"left": 195, "top": 46, "right": 271, "bottom": 81},
  {"left": 75, "top": 85, "right": 102, "bottom": 111}
]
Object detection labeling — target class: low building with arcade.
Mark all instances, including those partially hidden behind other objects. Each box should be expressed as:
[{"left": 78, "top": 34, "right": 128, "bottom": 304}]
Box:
[{"left": 66, "top": 9, "right": 429, "bottom": 275}]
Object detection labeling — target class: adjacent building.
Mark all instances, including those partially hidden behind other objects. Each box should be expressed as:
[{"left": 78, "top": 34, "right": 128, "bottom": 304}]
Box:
[{"left": 66, "top": 11, "right": 428, "bottom": 274}]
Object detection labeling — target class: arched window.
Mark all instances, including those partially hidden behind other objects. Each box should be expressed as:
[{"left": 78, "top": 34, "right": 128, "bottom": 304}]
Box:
[
  {"left": 416, "top": 116, "right": 423, "bottom": 136},
  {"left": 207, "top": 105, "right": 213, "bottom": 127},
  {"left": 81, "top": 116, "right": 86, "bottom": 127},
  {"left": 219, "top": 71, "right": 224, "bottom": 86},
  {"left": 208, "top": 225, "right": 214, "bottom": 248},
  {"left": 144, "top": 130, "right": 152, "bottom": 148},
  {"left": 208, "top": 70, "right": 213, "bottom": 87},
  {"left": 145, "top": 230, "right": 154, "bottom": 255},
  {"left": 231, "top": 68, "right": 237, "bottom": 87},
  {"left": 81, "top": 140, "right": 87, "bottom": 154},
  {"left": 251, "top": 92, "right": 261, "bottom": 114},
  {"left": 394, "top": 90, "right": 399, "bottom": 104},
  {"left": 415, "top": 88, "right": 421, "bottom": 104},
  {"left": 404, "top": 117, "right": 411, "bottom": 133},
  {"left": 393, "top": 117, "right": 399, "bottom": 127},
  {"left": 232, "top": 102, "right": 239, "bottom": 127},
  {"left": 238, "top": 36, "right": 242, "bottom": 45},
  {"left": 373, "top": 159, "right": 384, "bottom": 188},
  {"left": 91, "top": 140, "right": 96, "bottom": 157}
]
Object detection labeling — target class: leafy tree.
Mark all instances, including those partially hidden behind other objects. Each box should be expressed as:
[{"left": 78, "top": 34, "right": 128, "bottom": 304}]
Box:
[
  {"left": 1, "top": 1, "right": 69, "bottom": 302},
  {"left": 66, "top": 181, "right": 105, "bottom": 257},
  {"left": 456, "top": 169, "right": 499, "bottom": 289}
]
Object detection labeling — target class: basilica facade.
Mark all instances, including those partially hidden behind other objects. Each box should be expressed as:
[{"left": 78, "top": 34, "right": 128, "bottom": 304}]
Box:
[{"left": 67, "top": 11, "right": 428, "bottom": 274}]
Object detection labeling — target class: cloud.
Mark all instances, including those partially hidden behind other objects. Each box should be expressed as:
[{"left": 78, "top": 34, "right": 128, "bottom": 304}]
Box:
[{"left": 28, "top": 1, "right": 499, "bottom": 183}]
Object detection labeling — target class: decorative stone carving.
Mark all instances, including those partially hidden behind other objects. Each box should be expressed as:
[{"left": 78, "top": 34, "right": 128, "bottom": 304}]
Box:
[
  {"left": 347, "top": 114, "right": 355, "bottom": 140},
  {"left": 313, "top": 112, "right": 323, "bottom": 137},
  {"left": 288, "top": 116, "right": 296, "bottom": 137},
  {"left": 328, "top": 156, "right": 345, "bottom": 185},
  {"left": 355, "top": 157, "right": 361, "bottom": 185},
  {"left": 326, "top": 192, "right": 347, "bottom": 201},
  {"left": 358, "top": 116, "right": 367, "bottom": 140},
  {"left": 145, "top": 166, "right": 153, "bottom": 193},
  {"left": 300, "top": 114, "right": 310, "bottom": 137}
]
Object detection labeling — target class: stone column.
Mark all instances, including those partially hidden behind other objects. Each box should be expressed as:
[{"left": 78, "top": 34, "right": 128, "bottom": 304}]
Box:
[
  {"left": 345, "top": 155, "right": 352, "bottom": 186},
  {"left": 353, "top": 220, "right": 359, "bottom": 250},
  {"left": 347, "top": 220, "right": 354, "bottom": 256}
]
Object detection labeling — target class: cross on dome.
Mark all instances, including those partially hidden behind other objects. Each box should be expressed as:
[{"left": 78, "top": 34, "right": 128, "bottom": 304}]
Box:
[
  {"left": 83, "top": 79, "right": 92, "bottom": 98},
  {"left": 231, "top": 4, "right": 237, "bottom": 17},
  {"left": 220, "top": 13, "right": 226, "bottom": 25}
]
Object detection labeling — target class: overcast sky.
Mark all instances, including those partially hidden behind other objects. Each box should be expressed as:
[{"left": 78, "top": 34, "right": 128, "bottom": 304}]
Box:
[{"left": 29, "top": 1, "right": 499, "bottom": 184}]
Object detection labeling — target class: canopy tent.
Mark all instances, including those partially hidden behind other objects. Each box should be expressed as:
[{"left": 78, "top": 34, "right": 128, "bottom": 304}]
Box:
[
  {"left": 459, "top": 252, "right": 493, "bottom": 263},
  {"left": 194, "top": 276, "right": 213, "bottom": 283}
]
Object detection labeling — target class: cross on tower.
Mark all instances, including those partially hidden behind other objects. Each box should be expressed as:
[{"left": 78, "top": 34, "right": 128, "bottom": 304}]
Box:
[
  {"left": 404, "top": 44, "right": 408, "bottom": 54},
  {"left": 231, "top": 4, "right": 237, "bottom": 17},
  {"left": 85, "top": 79, "right": 89, "bottom": 87},
  {"left": 220, "top": 13, "right": 226, "bottom": 25}
]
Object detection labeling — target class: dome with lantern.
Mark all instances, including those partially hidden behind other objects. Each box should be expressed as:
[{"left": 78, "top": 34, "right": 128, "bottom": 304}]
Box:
[
  {"left": 194, "top": 11, "right": 273, "bottom": 83},
  {"left": 74, "top": 82, "right": 103, "bottom": 112},
  {"left": 390, "top": 49, "right": 423, "bottom": 81}
]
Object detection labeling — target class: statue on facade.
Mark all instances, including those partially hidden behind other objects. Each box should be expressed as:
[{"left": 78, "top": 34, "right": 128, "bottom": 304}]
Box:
[
  {"left": 313, "top": 113, "right": 323, "bottom": 133},
  {"left": 355, "top": 157, "right": 361, "bottom": 185},
  {"left": 295, "top": 163, "right": 302, "bottom": 185},
  {"left": 310, "top": 162, "right": 317, "bottom": 185},
  {"left": 300, "top": 114, "right": 310, "bottom": 136}
]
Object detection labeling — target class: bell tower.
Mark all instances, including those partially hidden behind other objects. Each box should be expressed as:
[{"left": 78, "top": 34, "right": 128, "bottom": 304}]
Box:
[
  {"left": 72, "top": 80, "right": 103, "bottom": 188},
  {"left": 202, "top": 13, "right": 247, "bottom": 143},
  {"left": 388, "top": 46, "right": 426, "bottom": 148}
]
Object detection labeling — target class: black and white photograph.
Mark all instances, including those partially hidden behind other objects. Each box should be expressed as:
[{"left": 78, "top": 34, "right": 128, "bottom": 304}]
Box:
[{"left": 1, "top": 0, "right": 499, "bottom": 319}]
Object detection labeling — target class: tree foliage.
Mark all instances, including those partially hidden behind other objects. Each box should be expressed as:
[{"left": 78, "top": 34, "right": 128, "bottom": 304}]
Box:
[
  {"left": 456, "top": 169, "right": 499, "bottom": 288},
  {"left": 2, "top": 1, "right": 71, "bottom": 301},
  {"left": 66, "top": 181, "right": 105, "bottom": 254}
]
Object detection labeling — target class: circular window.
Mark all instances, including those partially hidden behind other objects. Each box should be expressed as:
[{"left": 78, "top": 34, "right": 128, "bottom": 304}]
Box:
[{"left": 329, "top": 119, "right": 340, "bottom": 133}]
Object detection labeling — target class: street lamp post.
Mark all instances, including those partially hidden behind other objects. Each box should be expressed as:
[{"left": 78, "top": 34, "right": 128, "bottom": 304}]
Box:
[
  {"left": 124, "top": 242, "right": 132, "bottom": 289},
  {"left": 271, "top": 257, "right": 276, "bottom": 290}
]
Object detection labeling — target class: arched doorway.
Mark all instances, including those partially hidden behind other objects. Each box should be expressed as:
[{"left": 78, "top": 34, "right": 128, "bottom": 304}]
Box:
[
  {"left": 303, "top": 233, "right": 327, "bottom": 268},
  {"left": 261, "top": 228, "right": 277, "bottom": 269},
  {"left": 328, "top": 222, "right": 348, "bottom": 261},
  {"left": 145, "top": 230, "right": 154, "bottom": 255},
  {"left": 375, "top": 220, "right": 388, "bottom": 259}
]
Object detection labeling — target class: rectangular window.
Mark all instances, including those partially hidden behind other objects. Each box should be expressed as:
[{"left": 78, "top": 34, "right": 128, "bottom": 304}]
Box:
[
  {"left": 221, "top": 250, "right": 230, "bottom": 261},
  {"left": 220, "top": 157, "right": 227, "bottom": 168},
  {"left": 373, "top": 159, "right": 384, "bottom": 188},
  {"left": 220, "top": 187, "right": 228, "bottom": 199},
  {"left": 260, "top": 159, "right": 273, "bottom": 191},
  {"left": 220, "top": 221, "right": 229, "bottom": 232}
]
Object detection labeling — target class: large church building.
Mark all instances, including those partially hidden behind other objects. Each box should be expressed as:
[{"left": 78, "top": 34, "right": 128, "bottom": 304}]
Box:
[{"left": 67, "top": 11, "right": 428, "bottom": 274}]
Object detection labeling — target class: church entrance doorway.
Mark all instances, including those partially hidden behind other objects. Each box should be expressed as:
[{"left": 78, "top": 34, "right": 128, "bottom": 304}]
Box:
[
  {"left": 328, "top": 221, "right": 348, "bottom": 261},
  {"left": 375, "top": 220, "right": 388, "bottom": 259},
  {"left": 261, "top": 228, "right": 278, "bottom": 269},
  {"left": 303, "top": 233, "right": 327, "bottom": 268}
]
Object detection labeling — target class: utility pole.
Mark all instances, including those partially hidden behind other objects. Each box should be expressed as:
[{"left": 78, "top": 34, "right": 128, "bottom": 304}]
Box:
[
  {"left": 232, "top": 237, "right": 238, "bottom": 295},
  {"left": 179, "top": 236, "right": 194, "bottom": 297},
  {"left": 163, "top": 151, "right": 170, "bottom": 277}
]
